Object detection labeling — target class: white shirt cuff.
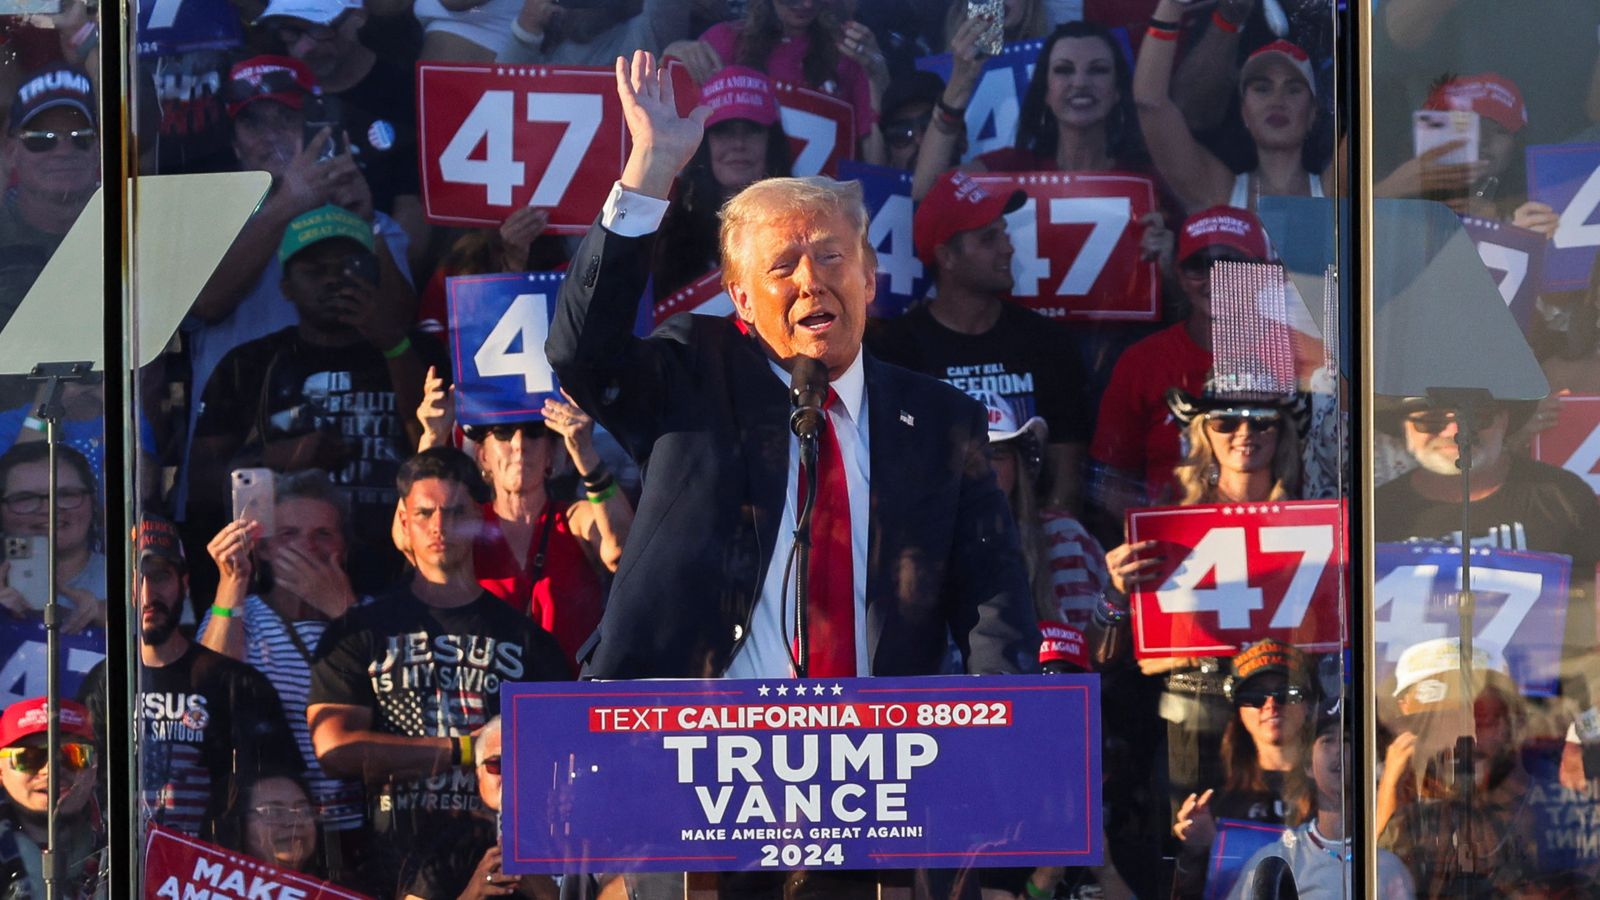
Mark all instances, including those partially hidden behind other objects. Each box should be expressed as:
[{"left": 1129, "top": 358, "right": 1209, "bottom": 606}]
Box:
[{"left": 601, "top": 181, "right": 669, "bottom": 237}]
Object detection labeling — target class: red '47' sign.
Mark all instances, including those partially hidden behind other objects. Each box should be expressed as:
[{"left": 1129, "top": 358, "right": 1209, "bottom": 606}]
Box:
[
  {"left": 1125, "top": 500, "right": 1347, "bottom": 658},
  {"left": 1531, "top": 394, "right": 1600, "bottom": 499},
  {"left": 973, "top": 172, "right": 1160, "bottom": 322},
  {"left": 772, "top": 80, "right": 855, "bottom": 177},
  {"left": 418, "top": 62, "right": 695, "bottom": 231}
]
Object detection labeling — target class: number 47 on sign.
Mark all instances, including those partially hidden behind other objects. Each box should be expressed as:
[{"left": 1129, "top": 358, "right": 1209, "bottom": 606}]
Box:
[{"left": 1126, "top": 500, "right": 1348, "bottom": 658}]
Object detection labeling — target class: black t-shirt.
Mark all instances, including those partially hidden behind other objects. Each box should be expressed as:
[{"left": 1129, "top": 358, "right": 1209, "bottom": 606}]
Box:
[
  {"left": 1375, "top": 455, "right": 1600, "bottom": 683},
  {"left": 1374, "top": 455, "right": 1600, "bottom": 571},
  {"left": 193, "top": 326, "right": 443, "bottom": 552},
  {"left": 866, "top": 301, "right": 1093, "bottom": 444},
  {"left": 307, "top": 587, "right": 567, "bottom": 879},
  {"left": 336, "top": 58, "right": 420, "bottom": 216},
  {"left": 83, "top": 645, "right": 301, "bottom": 840}
]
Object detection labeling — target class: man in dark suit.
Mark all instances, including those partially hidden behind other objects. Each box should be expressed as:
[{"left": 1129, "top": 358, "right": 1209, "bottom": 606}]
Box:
[{"left": 548, "top": 50, "right": 1038, "bottom": 682}]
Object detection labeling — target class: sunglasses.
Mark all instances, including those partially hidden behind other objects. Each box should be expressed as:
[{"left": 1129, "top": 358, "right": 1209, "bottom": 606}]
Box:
[
  {"left": 1205, "top": 412, "right": 1281, "bottom": 434},
  {"left": 251, "top": 803, "right": 314, "bottom": 823},
  {"left": 274, "top": 14, "right": 345, "bottom": 45},
  {"left": 479, "top": 755, "right": 502, "bottom": 775},
  {"left": 1404, "top": 408, "right": 1495, "bottom": 435},
  {"left": 464, "top": 422, "right": 549, "bottom": 443},
  {"left": 882, "top": 112, "right": 931, "bottom": 149},
  {"left": 18, "top": 129, "right": 96, "bottom": 153},
  {"left": 0, "top": 742, "right": 95, "bottom": 773},
  {"left": 1234, "top": 686, "right": 1308, "bottom": 709}
]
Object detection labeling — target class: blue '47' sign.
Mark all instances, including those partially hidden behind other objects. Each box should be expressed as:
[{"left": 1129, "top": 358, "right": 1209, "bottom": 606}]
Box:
[
  {"left": 501, "top": 675, "right": 1102, "bottom": 873},
  {"left": 916, "top": 41, "right": 1041, "bottom": 163},
  {"left": 1373, "top": 543, "right": 1570, "bottom": 696},
  {"left": 447, "top": 272, "right": 564, "bottom": 426},
  {"left": 839, "top": 161, "right": 927, "bottom": 318},
  {"left": 1527, "top": 143, "right": 1600, "bottom": 291}
]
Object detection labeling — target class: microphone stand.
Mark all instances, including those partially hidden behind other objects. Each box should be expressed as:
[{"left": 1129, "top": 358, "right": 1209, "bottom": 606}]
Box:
[
  {"left": 27, "top": 360, "right": 94, "bottom": 900},
  {"left": 792, "top": 434, "right": 819, "bottom": 679},
  {"left": 1426, "top": 386, "right": 1488, "bottom": 894}
]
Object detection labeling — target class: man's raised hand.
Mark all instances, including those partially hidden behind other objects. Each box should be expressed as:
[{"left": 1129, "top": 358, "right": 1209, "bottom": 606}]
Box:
[{"left": 616, "top": 50, "right": 712, "bottom": 200}]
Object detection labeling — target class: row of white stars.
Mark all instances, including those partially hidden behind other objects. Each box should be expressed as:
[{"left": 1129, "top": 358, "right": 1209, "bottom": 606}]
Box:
[{"left": 756, "top": 683, "right": 845, "bottom": 697}]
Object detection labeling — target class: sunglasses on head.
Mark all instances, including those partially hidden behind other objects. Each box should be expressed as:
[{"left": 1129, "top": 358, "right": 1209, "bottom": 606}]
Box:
[
  {"left": 479, "top": 755, "right": 502, "bottom": 775},
  {"left": 882, "top": 111, "right": 931, "bottom": 149},
  {"left": 18, "top": 128, "right": 96, "bottom": 153},
  {"left": 464, "top": 422, "right": 549, "bottom": 443},
  {"left": 0, "top": 742, "right": 95, "bottom": 773},
  {"left": 1234, "top": 685, "right": 1308, "bottom": 708},
  {"left": 1205, "top": 411, "right": 1281, "bottom": 434}
]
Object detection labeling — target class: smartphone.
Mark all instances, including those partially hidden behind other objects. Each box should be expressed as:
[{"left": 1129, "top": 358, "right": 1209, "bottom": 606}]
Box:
[
  {"left": 967, "top": 0, "right": 1004, "bottom": 56},
  {"left": 1412, "top": 109, "right": 1479, "bottom": 167},
  {"left": 342, "top": 251, "right": 380, "bottom": 286},
  {"left": 231, "top": 468, "right": 276, "bottom": 536},
  {"left": 302, "top": 93, "right": 345, "bottom": 162},
  {"left": 4, "top": 536, "right": 48, "bottom": 611}
]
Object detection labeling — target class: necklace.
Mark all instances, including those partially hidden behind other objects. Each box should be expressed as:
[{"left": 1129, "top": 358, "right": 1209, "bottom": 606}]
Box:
[{"left": 1306, "top": 821, "right": 1351, "bottom": 862}]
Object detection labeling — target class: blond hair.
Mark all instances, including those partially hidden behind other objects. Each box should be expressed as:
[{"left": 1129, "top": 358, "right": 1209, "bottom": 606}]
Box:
[
  {"left": 718, "top": 176, "right": 877, "bottom": 290},
  {"left": 1175, "top": 412, "right": 1301, "bottom": 505}
]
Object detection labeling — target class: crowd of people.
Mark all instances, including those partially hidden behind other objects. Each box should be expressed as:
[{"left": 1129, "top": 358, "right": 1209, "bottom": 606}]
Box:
[{"left": 1, "top": 0, "right": 1599, "bottom": 896}]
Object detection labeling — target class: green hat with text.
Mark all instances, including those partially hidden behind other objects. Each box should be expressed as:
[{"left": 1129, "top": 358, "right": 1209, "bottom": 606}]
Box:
[{"left": 278, "top": 204, "right": 372, "bottom": 265}]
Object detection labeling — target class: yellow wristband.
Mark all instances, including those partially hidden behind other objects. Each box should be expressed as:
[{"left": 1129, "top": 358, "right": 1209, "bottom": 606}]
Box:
[{"left": 455, "top": 734, "right": 474, "bottom": 766}]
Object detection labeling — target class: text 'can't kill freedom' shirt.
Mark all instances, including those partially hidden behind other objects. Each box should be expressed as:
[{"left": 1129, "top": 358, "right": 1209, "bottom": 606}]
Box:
[{"left": 307, "top": 587, "right": 567, "bottom": 845}]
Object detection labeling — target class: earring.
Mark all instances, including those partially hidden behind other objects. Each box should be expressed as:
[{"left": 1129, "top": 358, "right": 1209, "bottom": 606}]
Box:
[{"left": 1207, "top": 464, "right": 1220, "bottom": 488}]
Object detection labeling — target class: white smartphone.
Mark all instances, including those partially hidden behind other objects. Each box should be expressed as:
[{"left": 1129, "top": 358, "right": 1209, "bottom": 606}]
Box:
[
  {"left": 4, "top": 536, "right": 48, "bottom": 611},
  {"left": 1412, "top": 109, "right": 1479, "bottom": 166},
  {"left": 231, "top": 468, "right": 276, "bottom": 536}
]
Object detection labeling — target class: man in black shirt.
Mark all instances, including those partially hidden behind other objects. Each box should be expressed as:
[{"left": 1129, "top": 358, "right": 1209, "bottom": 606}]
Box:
[
  {"left": 869, "top": 169, "right": 1093, "bottom": 511},
  {"left": 83, "top": 516, "right": 301, "bottom": 840},
  {"left": 307, "top": 448, "right": 568, "bottom": 896},
  {"left": 1374, "top": 397, "right": 1600, "bottom": 776},
  {"left": 256, "top": 0, "right": 428, "bottom": 268},
  {"left": 190, "top": 204, "right": 435, "bottom": 587}
]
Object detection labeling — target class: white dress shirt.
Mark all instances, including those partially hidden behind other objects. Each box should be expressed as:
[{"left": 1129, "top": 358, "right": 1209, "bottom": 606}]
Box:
[{"left": 601, "top": 182, "right": 874, "bottom": 677}]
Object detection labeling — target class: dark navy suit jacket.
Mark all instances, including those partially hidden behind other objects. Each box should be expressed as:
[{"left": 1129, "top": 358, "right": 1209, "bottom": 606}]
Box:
[{"left": 547, "top": 218, "right": 1040, "bottom": 679}]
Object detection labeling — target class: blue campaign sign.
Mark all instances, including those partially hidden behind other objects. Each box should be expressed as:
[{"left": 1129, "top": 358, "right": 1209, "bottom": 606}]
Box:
[
  {"left": 1373, "top": 544, "right": 1571, "bottom": 696},
  {"left": 1204, "top": 819, "right": 1285, "bottom": 900},
  {"left": 1459, "top": 216, "right": 1546, "bottom": 332},
  {"left": 838, "top": 161, "right": 927, "bottom": 318},
  {"left": 448, "top": 272, "right": 564, "bottom": 426},
  {"left": 916, "top": 40, "right": 1042, "bottom": 162},
  {"left": 1527, "top": 143, "right": 1600, "bottom": 291},
  {"left": 0, "top": 621, "right": 105, "bottom": 710},
  {"left": 501, "top": 675, "right": 1102, "bottom": 874},
  {"left": 136, "top": 0, "right": 242, "bottom": 57}
]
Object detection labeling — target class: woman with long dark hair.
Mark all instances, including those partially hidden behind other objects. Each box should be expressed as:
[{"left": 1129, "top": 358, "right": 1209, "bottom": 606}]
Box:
[
  {"left": 666, "top": 0, "right": 887, "bottom": 165},
  {"left": 1133, "top": 0, "right": 1332, "bottom": 212},
  {"left": 652, "top": 66, "right": 793, "bottom": 300},
  {"left": 911, "top": 20, "right": 1148, "bottom": 197}
]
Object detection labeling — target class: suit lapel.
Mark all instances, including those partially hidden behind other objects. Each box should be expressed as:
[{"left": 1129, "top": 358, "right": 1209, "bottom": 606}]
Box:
[{"left": 729, "top": 338, "right": 790, "bottom": 595}]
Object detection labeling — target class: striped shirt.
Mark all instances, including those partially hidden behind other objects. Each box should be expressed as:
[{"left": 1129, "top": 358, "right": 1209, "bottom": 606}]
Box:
[{"left": 199, "top": 595, "right": 366, "bottom": 828}]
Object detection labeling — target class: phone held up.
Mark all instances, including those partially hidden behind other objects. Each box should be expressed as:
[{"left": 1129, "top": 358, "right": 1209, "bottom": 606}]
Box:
[
  {"left": 303, "top": 92, "right": 346, "bottom": 163},
  {"left": 968, "top": 0, "right": 1004, "bottom": 56},
  {"left": 231, "top": 468, "right": 276, "bottom": 538}
]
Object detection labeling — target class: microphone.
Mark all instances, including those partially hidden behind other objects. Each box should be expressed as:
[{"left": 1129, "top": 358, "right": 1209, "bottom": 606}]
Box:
[{"left": 789, "top": 357, "right": 829, "bottom": 440}]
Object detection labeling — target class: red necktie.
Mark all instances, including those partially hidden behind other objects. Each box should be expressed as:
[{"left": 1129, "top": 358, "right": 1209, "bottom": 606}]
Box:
[{"left": 798, "top": 389, "right": 856, "bottom": 677}]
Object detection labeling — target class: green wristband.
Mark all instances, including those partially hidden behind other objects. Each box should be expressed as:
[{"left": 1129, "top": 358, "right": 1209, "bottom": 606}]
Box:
[
  {"left": 209, "top": 604, "right": 235, "bottom": 619},
  {"left": 382, "top": 336, "right": 413, "bottom": 359}
]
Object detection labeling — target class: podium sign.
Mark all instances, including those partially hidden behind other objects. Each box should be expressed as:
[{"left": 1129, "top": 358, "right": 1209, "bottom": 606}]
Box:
[{"left": 501, "top": 675, "right": 1102, "bottom": 873}]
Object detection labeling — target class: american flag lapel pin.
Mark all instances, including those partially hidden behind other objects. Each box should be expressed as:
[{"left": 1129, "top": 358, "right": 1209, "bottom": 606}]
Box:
[{"left": 899, "top": 411, "right": 915, "bottom": 427}]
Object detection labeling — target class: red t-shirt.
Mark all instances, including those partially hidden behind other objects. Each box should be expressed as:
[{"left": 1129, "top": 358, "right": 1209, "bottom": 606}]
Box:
[
  {"left": 1089, "top": 323, "right": 1212, "bottom": 500},
  {"left": 474, "top": 502, "right": 604, "bottom": 675}
]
